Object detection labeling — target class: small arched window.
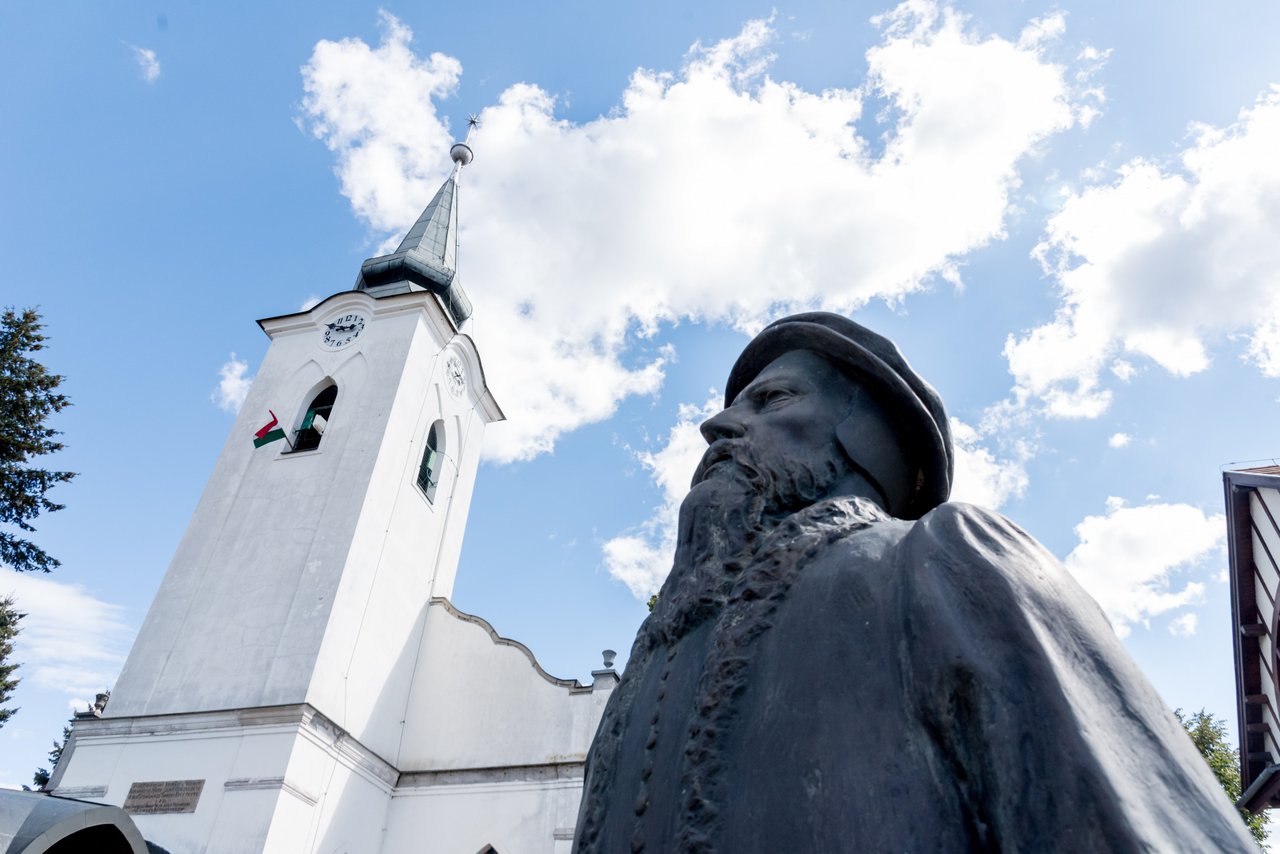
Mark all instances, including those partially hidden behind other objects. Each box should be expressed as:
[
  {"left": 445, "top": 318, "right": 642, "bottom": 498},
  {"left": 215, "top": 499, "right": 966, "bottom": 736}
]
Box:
[
  {"left": 292, "top": 384, "right": 337, "bottom": 452},
  {"left": 417, "top": 421, "right": 444, "bottom": 502}
]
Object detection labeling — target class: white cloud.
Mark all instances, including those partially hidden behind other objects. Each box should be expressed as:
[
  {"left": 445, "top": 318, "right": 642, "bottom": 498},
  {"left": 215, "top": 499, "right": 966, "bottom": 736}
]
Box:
[
  {"left": 1248, "top": 314, "right": 1280, "bottom": 376},
  {"left": 600, "top": 537, "right": 670, "bottom": 603},
  {"left": 1168, "top": 613, "right": 1198, "bottom": 637},
  {"left": 601, "top": 394, "right": 721, "bottom": 599},
  {"left": 128, "top": 44, "right": 160, "bottom": 83},
  {"left": 1006, "top": 86, "right": 1280, "bottom": 418},
  {"left": 1017, "top": 11, "right": 1066, "bottom": 51},
  {"left": 212, "top": 354, "right": 252, "bottom": 413},
  {"left": 1108, "top": 431, "right": 1131, "bottom": 448},
  {"left": 1109, "top": 359, "right": 1136, "bottom": 381},
  {"left": 299, "top": 294, "right": 321, "bottom": 311},
  {"left": 299, "top": 11, "right": 461, "bottom": 241},
  {"left": 948, "top": 418, "right": 1028, "bottom": 508},
  {"left": 1069, "top": 44, "right": 1110, "bottom": 129},
  {"left": 1064, "top": 497, "right": 1222, "bottom": 637},
  {"left": 2, "top": 570, "right": 131, "bottom": 700},
  {"left": 300, "top": 4, "right": 1083, "bottom": 462}
]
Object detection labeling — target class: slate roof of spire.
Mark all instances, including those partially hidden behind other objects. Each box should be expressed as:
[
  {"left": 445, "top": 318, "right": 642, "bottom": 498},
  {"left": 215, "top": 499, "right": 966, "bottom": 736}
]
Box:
[
  {"left": 354, "top": 169, "right": 472, "bottom": 326},
  {"left": 396, "top": 176, "right": 458, "bottom": 274}
]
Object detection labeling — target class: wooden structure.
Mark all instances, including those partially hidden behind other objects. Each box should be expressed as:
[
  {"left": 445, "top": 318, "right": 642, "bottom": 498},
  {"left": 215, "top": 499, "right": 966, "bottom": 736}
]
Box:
[{"left": 1226, "top": 465, "right": 1280, "bottom": 811}]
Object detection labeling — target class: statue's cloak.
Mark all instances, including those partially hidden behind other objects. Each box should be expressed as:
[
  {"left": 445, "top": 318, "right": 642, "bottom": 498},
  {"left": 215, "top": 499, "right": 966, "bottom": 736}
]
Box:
[{"left": 574, "top": 499, "right": 1254, "bottom": 853}]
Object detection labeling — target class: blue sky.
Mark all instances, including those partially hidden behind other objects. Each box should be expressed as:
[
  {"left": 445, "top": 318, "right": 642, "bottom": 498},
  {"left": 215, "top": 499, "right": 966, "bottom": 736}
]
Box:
[{"left": 3, "top": 0, "right": 1280, "bottom": 795}]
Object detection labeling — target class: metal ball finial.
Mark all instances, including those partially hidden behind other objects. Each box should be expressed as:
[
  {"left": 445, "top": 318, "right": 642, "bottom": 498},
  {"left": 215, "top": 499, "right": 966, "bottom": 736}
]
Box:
[
  {"left": 450, "top": 143, "right": 474, "bottom": 166},
  {"left": 448, "top": 114, "right": 480, "bottom": 167}
]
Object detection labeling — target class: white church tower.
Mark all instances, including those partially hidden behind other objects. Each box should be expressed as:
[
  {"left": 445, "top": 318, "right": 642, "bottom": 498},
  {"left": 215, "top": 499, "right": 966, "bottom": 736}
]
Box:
[{"left": 51, "top": 133, "right": 616, "bottom": 853}]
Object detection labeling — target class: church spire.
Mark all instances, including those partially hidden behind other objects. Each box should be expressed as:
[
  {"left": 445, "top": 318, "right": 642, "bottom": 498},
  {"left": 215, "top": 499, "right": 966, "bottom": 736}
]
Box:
[{"left": 354, "top": 117, "right": 478, "bottom": 326}]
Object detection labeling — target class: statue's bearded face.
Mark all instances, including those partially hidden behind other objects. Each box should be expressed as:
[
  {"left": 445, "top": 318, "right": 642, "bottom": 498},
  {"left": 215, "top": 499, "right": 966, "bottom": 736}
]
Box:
[
  {"left": 691, "top": 350, "right": 860, "bottom": 519},
  {"left": 652, "top": 351, "right": 863, "bottom": 629}
]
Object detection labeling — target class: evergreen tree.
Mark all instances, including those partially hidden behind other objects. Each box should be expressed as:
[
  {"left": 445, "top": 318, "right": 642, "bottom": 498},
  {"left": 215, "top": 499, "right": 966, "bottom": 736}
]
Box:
[
  {"left": 30, "top": 691, "right": 108, "bottom": 788},
  {"left": 0, "top": 306, "right": 75, "bottom": 573},
  {"left": 0, "top": 596, "right": 21, "bottom": 728},
  {"left": 0, "top": 308, "right": 74, "bottom": 734},
  {"left": 31, "top": 722, "right": 71, "bottom": 789},
  {"left": 1176, "top": 708, "right": 1269, "bottom": 846}
]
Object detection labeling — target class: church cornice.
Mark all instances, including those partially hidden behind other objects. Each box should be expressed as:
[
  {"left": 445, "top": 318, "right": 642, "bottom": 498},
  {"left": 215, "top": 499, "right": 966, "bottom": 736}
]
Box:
[
  {"left": 257, "top": 289, "right": 453, "bottom": 338},
  {"left": 55, "top": 702, "right": 401, "bottom": 796},
  {"left": 396, "top": 759, "right": 585, "bottom": 790},
  {"left": 256, "top": 290, "right": 504, "bottom": 422},
  {"left": 59, "top": 701, "right": 596, "bottom": 799}
]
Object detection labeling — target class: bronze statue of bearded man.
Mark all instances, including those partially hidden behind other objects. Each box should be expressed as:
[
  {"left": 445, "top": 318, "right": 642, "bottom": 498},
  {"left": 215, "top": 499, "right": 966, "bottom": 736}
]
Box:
[{"left": 573, "top": 312, "right": 1253, "bottom": 853}]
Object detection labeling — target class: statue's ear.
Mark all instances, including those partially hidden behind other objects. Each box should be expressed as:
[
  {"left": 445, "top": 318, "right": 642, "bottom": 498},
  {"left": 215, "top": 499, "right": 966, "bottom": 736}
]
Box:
[{"left": 835, "top": 390, "right": 913, "bottom": 517}]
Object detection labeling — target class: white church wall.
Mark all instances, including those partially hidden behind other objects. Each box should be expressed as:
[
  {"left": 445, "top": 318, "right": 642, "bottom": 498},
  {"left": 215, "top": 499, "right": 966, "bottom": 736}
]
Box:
[
  {"left": 397, "top": 600, "right": 614, "bottom": 770},
  {"left": 106, "top": 291, "right": 496, "bottom": 751},
  {"left": 421, "top": 338, "right": 493, "bottom": 602},
  {"left": 307, "top": 308, "right": 491, "bottom": 760},
  {"left": 51, "top": 702, "right": 433, "bottom": 854},
  {"left": 108, "top": 298, "right": 389, "bottom": 717},
  {"left": 382, "top": 777, "right": 583, "bottom": 854},
  {"left": 425, "top": 418, "right": 483, "bottom": 600},
  {"left": 264, "top": 719, "right": 395, "bottom": 854},
  {"left": 52, "top": 710, "right": 305, "bottom": 853}
]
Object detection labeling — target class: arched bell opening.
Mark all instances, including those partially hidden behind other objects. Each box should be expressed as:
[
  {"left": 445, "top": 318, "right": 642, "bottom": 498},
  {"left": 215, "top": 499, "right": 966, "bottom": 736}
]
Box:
[{"left": 290, "top": 381, "right": 338, "bottom": 452}]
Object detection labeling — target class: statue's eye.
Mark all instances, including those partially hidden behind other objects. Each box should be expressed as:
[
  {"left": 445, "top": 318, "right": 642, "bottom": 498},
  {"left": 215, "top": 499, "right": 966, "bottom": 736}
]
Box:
[{"left": 760, "top": 388, "right": 794, "bottom": 408}]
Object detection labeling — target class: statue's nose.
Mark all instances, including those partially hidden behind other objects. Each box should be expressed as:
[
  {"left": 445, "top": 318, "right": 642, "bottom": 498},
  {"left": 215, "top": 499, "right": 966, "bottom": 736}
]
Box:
[{"left": 700, "top": 408, "right": 746, "bottom": 443}]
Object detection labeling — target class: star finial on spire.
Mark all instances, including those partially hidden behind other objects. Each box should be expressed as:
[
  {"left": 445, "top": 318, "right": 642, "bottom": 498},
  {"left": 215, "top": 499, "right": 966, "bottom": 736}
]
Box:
[{"left": 450, "top": 116, "right": 478, "bottom": 172}]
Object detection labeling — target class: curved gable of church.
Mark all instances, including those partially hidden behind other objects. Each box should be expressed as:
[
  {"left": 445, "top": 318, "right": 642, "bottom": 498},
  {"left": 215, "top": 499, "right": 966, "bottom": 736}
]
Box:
[{"left": 395, "top": 597, "right": 614, "bottom": 772}]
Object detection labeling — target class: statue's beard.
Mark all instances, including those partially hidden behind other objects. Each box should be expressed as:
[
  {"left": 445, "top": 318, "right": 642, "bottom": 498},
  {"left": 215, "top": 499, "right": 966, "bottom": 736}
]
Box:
[{"left": 646, "top": 439, "right": 850, "bottom": 641}]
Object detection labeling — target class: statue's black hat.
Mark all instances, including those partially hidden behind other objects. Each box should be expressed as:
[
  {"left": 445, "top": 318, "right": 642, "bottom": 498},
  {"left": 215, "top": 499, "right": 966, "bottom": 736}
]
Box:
[{"left": 725, "top": 312, "right": 953, "bottom": 519}]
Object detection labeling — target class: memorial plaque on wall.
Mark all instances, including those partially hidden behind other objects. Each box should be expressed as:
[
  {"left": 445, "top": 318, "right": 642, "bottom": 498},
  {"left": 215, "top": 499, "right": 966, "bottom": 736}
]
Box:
[{"left": 123, "top": 779, "right": 205, "bottom": 815}]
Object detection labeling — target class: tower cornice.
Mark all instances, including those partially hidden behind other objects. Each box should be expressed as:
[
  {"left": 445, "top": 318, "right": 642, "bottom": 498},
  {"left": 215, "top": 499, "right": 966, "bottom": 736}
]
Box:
[{"left": 256, "top": 289, "right": 504, "bottom": 422}]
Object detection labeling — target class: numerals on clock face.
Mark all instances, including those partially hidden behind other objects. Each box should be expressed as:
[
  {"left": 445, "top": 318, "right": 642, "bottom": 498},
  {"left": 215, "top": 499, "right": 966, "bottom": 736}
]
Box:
[
  {"left": 445, "top": 355, "right": 466, "bottom": 398},
  {"left": 323, "top": 313, "right": 366, "bottom": 349}
]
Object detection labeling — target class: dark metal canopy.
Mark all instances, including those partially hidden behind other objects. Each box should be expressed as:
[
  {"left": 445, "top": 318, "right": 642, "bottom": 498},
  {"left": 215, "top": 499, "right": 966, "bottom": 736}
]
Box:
[{"left": 0, "top": 789, "right": 149, "bottom": 853}]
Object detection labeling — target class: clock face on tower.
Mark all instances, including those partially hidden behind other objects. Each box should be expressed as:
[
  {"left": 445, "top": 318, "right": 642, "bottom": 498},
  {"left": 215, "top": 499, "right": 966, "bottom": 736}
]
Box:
[
  {"left": 445, "top": 355, "right": 466, "bottom": 398},
  {"left": 323, "top": 313, "right": 366, "bottom": 349}
]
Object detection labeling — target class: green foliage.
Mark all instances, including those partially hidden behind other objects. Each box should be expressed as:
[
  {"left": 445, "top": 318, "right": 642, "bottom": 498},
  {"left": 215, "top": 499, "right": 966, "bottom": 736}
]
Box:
[
  {"left": 31, "top": 727, "right": 72, "bottom": 793},
  {"left": 31, "top": 691, "right": 109, "bottom": 787},
  {"left": 1175, "top": 708, "right": 1269, "bottom": 846},
  {"left": 0, "top": 596, "right": 21, "bottom": 728},
  {"left": 32, "top": 722, "right": 71, "bottom": 789},
  {"left": 0, "top": 307, "right": 75, "bottom": 573},
  {"left": 647, "top": 594, "right": 657, "bottom": 612}
]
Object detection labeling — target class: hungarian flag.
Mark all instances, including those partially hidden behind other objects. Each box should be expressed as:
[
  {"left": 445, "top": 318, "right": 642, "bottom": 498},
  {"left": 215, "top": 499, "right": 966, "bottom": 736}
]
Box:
[{"left": 253, "top": 410, "right": 286, "bottom": 448}]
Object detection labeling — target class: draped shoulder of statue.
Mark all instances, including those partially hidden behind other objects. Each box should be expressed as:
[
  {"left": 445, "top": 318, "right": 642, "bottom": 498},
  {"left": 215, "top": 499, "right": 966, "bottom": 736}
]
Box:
[{"left": 577, "top": 500, "right": 1257, "bottom": 853}]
